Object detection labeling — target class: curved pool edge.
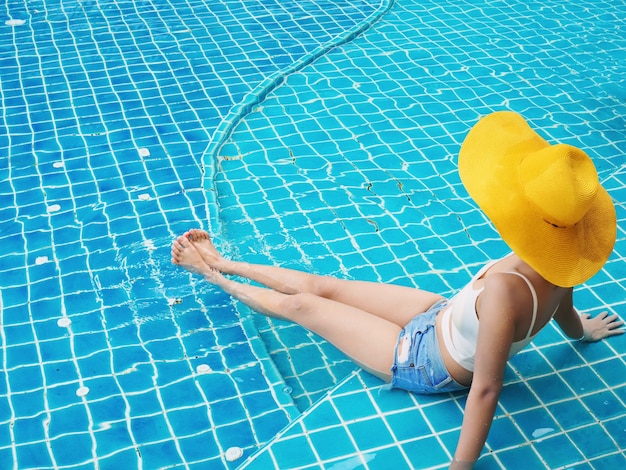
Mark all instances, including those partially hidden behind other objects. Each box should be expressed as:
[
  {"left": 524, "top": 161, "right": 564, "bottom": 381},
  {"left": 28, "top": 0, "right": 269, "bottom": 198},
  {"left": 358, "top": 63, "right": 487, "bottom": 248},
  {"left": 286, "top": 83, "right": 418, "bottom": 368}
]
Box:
[{"left": 201, "top": 0, "right": 396, "bottom": 233}]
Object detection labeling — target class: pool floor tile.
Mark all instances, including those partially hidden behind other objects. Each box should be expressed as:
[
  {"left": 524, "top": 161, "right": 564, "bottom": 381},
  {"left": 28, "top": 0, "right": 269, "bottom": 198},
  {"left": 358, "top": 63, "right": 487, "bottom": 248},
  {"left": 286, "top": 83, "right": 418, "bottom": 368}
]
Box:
[
  {"left": 401, "top": 436, "right": 450, "bottom": 468},
  {"left": 513, "top": 408, "right": 560, "bottom": 442},
  {"left": 348, "top": 418, "right": 396, "bottom": 449},
  {"left": 533, "top": 433, "right": 583, "bottom": 469},
  {"left": 486, "top": 416, "right": 526, "bottom": 450},
  {"left": 568, "top": 424, "right": 621, "bottom": 461},
  {"left": 589, "top": 453, "right": 626, "bottom": 469},
  {"left": 272, "top": 436, "right": 319, "bottom": 468},
  {"left": 384, "top": 409, "right": 432, "bottom": 442},
  {"left": 548, "top": 399, "right": 596, "bottom": 431},
  {"left": 308, "top": 426, "right": 357, "bottom": 461}
]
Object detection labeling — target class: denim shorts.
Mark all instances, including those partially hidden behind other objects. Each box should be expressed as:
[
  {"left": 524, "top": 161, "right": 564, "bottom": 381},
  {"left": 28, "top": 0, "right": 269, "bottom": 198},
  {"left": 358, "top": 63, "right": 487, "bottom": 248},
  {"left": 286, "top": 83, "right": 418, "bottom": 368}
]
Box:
[{"left": 390, "top": 300, "right": 469, "bottom": 394}]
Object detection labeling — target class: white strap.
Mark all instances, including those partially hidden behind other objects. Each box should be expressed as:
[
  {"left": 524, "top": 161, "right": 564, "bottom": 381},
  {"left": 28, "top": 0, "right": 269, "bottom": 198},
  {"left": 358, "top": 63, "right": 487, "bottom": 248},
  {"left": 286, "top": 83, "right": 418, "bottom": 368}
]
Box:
[{"left": 506, "top": 272, "right": 538, "bottom": 339}]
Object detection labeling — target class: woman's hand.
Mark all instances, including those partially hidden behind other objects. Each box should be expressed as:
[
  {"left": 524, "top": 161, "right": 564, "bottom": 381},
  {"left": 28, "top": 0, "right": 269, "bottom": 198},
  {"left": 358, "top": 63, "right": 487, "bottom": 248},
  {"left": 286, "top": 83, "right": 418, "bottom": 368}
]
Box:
[{"left": 581, "top": 311, "right": 625, "bottom": 341}]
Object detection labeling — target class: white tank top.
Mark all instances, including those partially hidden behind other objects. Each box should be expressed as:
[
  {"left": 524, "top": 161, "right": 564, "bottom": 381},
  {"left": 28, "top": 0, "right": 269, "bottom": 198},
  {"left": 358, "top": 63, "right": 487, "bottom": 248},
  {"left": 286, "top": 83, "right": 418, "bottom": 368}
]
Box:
[{"left": 440, "top": 257, "right": 551, "bottom": 372}]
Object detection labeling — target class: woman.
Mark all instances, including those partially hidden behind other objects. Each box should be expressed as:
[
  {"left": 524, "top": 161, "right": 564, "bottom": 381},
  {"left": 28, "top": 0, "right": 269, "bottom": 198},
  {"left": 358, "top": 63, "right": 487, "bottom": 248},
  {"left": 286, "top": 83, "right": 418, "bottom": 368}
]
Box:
[{"left": 171, "top": 111, "right": 624, "bottom": 469}]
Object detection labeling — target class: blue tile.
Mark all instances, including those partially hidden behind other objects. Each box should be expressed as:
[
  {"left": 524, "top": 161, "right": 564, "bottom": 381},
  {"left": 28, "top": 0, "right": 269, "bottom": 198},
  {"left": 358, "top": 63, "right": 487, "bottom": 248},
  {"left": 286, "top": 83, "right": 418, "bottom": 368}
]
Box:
[
  {"left": 514, "top": 407, "right": 559, "bottom": 441},
  {"left": 368, "top": 389, "right": 415, "bottom": 413},
  {"left": 156, "top": 362, "right": 195, "bottom": 389},
  {"left": 563, "top": 463, "right": 593, "bottom": 470},
  {"left": 422, "top": 400, "right": 463, "bottom": 431},
  {"left": 252, "top": 409, "right": 290, "bottom": 442},
  {"left": 49, "top": 404, "right": 90, "bottom": 437},
  {"left": 117, "top": 363, "right": 154, "bottom": 393},
  {"left": 486, "top": 416, "right": 525, "bottom": 450},
  {"left": 367, "top": 446, "right": 410, "bottom": 468},
  {"left": 497, "top": 445, "right": 544, "bottom": 469},
  {"left": 302, "top": 400, "right": 341, "bottom": 429},
  {"left": 438, "top": 429, "right": 465, "bottom": 461},
  {"left": 590, "top": 452, "right": 626, "bottom": 469},
  {"left": 229, "top": 364, "right": 274, "bottom": 395},
  {"left": 51, "top": 433, "right": 97, "bottom": 467},
  {"left": 178, "top": 431, "right": 220, "bottom": 463},
  {"left": 15, "top": 442, "right": 53, "bottom": 469},
  {"left": 560, "top": 366, "right": 606, "bottom": 395},
  {"left": 9, "top": 388, "right": 46, "bottom": 416},
  {"left": 96, "top": 449, "right": 140, "bottom": 470},
  {"left": 144, "top": 338, "right": 184, "bottom": 361},
  {"left": 209, "top": 398, "right": 249, "bottom": 427},
  {"left": 605, "top": 331, "right": 626, "bottom": 355},
  {"left": 289, "top": 345, "right": 328, "bottom": 370},
  {"left": 7, "top": 365, "right": 43, "bottom": 394},
  {"left": 308, "top": 426, "right": 356, "bottom": 461},
  {"left": 87, "top": 395, "right": 127, "bottom": 426},
  {"left": 94, "top": 422, "right": 136, "bottom": 457},
  {"left": 243, "top": 391, "right": 284, "bottom": 418},
  {"left": 348, "top": 418, "right": 395, "bottom": 449},
  {"left": 528, "top": 375, "right": 573, "bottom": 404},
  {"left": 168, "top": 406, "right": 213, "bottom": 437},
  {"left": 333, "top": 392, "right": 378, "bottom": 422},
  {"left": 534, "top": 433, "right": 583, "bottom": 468},
  {"left": 5, "top": 344, "right": 41, "bottom": 371},
  {"left": 498, "top": 381, "right": 540, "bottom": 413},
  {"left": 593, "top": 358, "right": 626, "bottom": 387},
  {"left": 548, "top": 399, "right": 595, "bottom": 430},
  {"left": 401, "top": 436, "right": 449, "bottom": 468},
  {"left": 386, "top": 408, "right": 432, "bottom": 441},
  {"left": 242, "top": 449, "right": 276, "bottom": 470},
  {"left": 223, "top": 342, "right": 259, "bottom": 370},
  {"left": 136, "top": 440, "right": 183, "bottom": 469},
  {"left": 298, "top": 368, "right": 336, "bottom": 396},
  {"left": 568, "top": 424, "right": 620, "bottom": 459},
  {"left": 575, "top": 339, "right": 617, "bottom": 363},
  {"left": 215, "top": 420, "right": 256, "bottom": 451},
  {"left": 271, "top": 435, "right": 318, "bottom": 468},
  {"left": 603, "top": 417, "right": 626, "bottom": 449},
  {"left": 78, "top": 352, "right": 115, "bottom": 380},
  {"left": 541, "top": 343, "right": 586, "bottom": 369},
  {"left": 582, "top": 390, "right": 625, "bottom": 421}
]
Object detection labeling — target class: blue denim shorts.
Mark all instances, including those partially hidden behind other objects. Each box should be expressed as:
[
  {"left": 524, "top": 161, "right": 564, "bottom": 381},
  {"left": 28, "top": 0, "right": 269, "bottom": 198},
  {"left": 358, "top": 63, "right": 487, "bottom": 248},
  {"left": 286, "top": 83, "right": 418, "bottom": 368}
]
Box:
[{"left": 390, "top": 300, "right": 469, "bottom": 394}]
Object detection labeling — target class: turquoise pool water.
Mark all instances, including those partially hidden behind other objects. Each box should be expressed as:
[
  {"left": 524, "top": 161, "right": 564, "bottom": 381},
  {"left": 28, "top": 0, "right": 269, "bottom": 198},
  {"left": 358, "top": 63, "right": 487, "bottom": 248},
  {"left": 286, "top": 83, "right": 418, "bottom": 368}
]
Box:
[{"left": 1, "top": 0, "right": 625, "bottom": 469}]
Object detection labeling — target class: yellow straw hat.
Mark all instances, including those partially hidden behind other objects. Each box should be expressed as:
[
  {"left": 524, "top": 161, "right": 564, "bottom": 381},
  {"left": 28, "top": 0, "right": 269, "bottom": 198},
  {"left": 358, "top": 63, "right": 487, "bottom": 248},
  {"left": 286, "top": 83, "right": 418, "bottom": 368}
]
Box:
[{"left": 458, "top": 111, "right": 616, "bottom": 287}]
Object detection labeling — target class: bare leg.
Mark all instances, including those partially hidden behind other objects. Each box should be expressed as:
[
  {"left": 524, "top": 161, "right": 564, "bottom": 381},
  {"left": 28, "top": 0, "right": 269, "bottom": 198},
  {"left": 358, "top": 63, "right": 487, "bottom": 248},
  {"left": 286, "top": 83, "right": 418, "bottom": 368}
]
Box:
[
  {"left": 172, "top": 235, "right": 399, "bottom": 381},
  {"left": 186, "top": 229, "right": 443, "bottom": 327}
]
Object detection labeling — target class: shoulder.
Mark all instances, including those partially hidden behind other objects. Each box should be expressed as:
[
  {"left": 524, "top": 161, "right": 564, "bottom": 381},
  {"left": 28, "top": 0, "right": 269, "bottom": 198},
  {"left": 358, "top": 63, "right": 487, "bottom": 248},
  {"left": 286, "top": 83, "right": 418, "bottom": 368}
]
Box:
[
  {"left": 477, "top": 272, "right": 535, "bottom": 322},
  {"left": 472, "top": 274, "right": 521, "bottom": 352}
]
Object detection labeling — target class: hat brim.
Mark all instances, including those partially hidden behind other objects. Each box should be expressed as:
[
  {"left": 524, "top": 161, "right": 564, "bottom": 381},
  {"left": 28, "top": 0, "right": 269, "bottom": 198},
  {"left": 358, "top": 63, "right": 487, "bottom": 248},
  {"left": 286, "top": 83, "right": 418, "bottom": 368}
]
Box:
[{"left": 459, "top": 111, "right": 616, "bottom": 287}]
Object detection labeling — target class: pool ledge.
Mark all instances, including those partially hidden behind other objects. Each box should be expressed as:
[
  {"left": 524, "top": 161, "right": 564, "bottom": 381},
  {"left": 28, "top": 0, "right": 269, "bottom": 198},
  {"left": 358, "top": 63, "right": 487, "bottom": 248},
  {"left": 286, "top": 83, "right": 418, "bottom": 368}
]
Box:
[
  {"left": 201, "top": 0, "right": 396, "bottom": 230},
  {"left": 237, "top": 340, "right": 626, "bottom": 469}
]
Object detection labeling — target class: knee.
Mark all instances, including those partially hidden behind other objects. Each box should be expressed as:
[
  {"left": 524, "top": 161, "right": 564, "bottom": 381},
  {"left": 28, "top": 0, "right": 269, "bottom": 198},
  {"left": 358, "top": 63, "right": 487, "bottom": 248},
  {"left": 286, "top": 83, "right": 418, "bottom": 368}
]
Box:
[
  {"left": 305, "top": 275, "right": 337, "bottom": 299},
  {"left": 280, "top": 292, "right": 317, "bottom": 318}
]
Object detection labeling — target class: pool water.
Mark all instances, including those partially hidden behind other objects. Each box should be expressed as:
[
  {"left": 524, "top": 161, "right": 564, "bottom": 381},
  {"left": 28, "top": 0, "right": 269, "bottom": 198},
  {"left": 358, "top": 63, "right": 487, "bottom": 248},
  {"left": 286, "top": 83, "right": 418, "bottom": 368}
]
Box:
[{"left": 1, "top": 0, "right": 625, "bottom": 469}]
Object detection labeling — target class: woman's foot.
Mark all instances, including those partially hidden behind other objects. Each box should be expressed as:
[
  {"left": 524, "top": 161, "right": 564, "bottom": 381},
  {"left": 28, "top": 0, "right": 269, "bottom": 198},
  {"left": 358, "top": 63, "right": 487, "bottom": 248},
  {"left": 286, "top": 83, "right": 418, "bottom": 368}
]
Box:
[
  {"left": 186, "top": 229, "right": 226, "bottom": 271},
  {"left": 171, "top": 235, "right": 223, "bottom": 283}
]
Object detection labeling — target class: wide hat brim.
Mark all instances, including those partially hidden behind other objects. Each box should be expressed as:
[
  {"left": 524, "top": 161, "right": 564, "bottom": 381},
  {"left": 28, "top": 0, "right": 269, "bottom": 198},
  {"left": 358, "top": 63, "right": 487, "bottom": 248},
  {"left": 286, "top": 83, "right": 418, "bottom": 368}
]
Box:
[{"left": 458, "top": 111, "right": 616, "bottom": 287}]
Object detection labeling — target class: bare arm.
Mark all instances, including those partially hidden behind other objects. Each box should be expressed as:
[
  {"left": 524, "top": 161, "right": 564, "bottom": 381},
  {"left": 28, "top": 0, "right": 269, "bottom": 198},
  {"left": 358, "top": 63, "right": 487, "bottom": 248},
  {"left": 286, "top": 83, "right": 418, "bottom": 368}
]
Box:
[
  {"left": 553, "top": 289, "right": 624, "bottom": 341},
  {"left": 450, "top": 276, "right": 519, "bottom": 469}
]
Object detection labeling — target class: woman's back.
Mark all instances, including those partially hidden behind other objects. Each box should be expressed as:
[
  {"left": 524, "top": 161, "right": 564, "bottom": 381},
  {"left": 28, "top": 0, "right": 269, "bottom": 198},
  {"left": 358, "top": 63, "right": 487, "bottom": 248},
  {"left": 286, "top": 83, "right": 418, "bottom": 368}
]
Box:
[{"left": 438, "top": 254, "right": 571, "bottom": 381}]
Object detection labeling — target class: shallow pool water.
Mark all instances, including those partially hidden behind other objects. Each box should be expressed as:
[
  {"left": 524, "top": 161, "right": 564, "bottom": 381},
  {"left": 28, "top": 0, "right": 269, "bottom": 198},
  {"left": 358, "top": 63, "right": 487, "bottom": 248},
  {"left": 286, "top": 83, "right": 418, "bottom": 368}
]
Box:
[{"left": 1, "top": 0, "right": 625, "bottom": 468}]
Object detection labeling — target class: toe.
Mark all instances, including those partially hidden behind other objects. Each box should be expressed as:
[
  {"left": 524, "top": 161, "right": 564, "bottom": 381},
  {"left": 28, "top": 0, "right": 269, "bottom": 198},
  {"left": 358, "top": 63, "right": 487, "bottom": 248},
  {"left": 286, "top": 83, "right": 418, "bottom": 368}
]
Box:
[
  {"left": 189, "top": 229, "right": 208, "bottom": 240},
  {"left": 178, "top": 235, "right": 192, "bottom": 247}
]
